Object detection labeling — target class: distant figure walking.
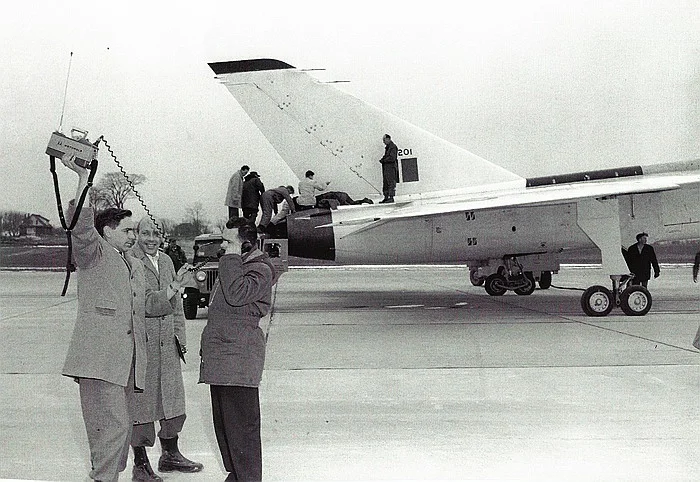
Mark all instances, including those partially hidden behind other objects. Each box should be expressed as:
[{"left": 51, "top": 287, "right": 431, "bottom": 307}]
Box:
[
  {"left": 225, "top": 165, "right": 250, "bottom": 219},
  {"left": 378, "top": 134, "right": 398, "bottom": 203},
  {"left": 693, "top": 250, "right": 700, "bottom": 283},
  {"left": 622, "top": 232, "right": 660, "bottom": 288}
]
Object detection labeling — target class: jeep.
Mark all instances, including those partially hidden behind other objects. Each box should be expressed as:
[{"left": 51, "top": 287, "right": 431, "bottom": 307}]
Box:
[{"left": 181, "top": 233, "right": 288, "bottom": 320}]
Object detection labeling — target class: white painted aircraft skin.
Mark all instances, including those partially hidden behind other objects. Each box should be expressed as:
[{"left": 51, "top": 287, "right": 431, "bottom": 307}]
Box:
[{"left": 209, "top": 59, "right": 700, "bottom": 315}]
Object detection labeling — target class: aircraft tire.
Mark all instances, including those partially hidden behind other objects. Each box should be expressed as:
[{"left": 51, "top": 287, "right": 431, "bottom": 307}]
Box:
[
  {"left": 469, "top": 268, "right": 484, "bottom": 286},
  {"left": 620, "top": 285, "right": 652, "bottom": 316},
  {"left": 515, "top": 272, "right": 536, "bottom": 295},
  {"left": 580, "top": 285, "right": 614, "bottom": 317},
  {"left": 538, "top": 271, "right": 552, "bottom": 289},
  {"left": 485, "top": 274, "right": 508, "bottom": 296}
]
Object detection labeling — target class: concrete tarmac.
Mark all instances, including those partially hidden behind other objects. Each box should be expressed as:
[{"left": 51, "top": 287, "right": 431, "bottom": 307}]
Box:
[{"left": 0, "top": 266, "right": 698, "bottom": 481}]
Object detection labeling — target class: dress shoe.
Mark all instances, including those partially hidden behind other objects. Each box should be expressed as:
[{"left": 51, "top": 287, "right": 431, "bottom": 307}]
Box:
[{"left": 378, "top": 197, "right": 394, "bottom": 204}]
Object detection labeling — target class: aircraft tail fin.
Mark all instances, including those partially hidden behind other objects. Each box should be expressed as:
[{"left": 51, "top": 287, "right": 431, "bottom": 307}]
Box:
[{"left": 210, "top": 59, "right": 524, "bottom": 199}]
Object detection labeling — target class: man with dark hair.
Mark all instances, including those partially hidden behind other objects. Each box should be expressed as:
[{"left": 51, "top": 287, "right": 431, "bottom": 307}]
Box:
[
  {"left": 200, "top": 216, "right": 278, "bottom": 481},
  {"left": 241, "top": 171, "right": 265, "bottom": 221},
  {"left": 129, "top": 218, "right": 202, "bottom": 481},
  {"left": 258, "top": 185, "right": 296, "bottom": 233},
  {"left": 225, "top": 165, "right": 250, "bottom": 219},
  {"left": 378, "top": 134, "right": 398, "bottom": 203},
  {"left": 297, "top": 170, "right": 329, "bottom": 210},
  {"left": 622, "top": 232, "right": 660, "bottom": 288},
  {"left": 59, "top": 154, "right": 148, "bottom": 482},
  {"left": 164, "top": 238, "right": 187, "bottom": 272}
]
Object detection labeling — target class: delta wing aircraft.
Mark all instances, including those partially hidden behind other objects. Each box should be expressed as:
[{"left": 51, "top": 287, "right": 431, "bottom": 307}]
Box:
[{"left": 209, "top": 58, "right": 700, "bottom": 317}]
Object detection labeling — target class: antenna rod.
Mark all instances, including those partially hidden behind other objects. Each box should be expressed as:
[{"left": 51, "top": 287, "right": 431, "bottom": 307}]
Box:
[{"left": 58, "top": 51, "right": 73, "bottom": 132}]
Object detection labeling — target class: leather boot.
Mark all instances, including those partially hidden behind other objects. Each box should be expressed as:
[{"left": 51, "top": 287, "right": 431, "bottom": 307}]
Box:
[
  {"left": 132, "top": 446, "right": 162, "bottom": 481},
  {"left": 158, "top": 436, "right": 204, "bottom": 473}
]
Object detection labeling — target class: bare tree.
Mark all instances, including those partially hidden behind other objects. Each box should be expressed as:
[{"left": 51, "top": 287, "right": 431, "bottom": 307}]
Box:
[
  {"left": 215, "top": 218, "right": 227, "bottom": 233},
  {"left": 157, "top": 218, "right": 176, "bottom": 238},
  {"left": 0, "top": 210, "right": 27, "bottom": 236},
  {"left": 183, "top": 202, "right": 209, "bottom": 235},
  {"left": 90, "top": 171, "right": 147, "bottom": 210}
]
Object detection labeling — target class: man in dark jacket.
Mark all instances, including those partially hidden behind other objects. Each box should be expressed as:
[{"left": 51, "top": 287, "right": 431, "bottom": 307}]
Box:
[
  {"left": 165, "top": 238, "right": 187, "bottom": 272},
  {"left": 378, "top": 134, "right": 399, "bottom": 203},
  {"left": 241, "top": 171, "right": 265, "bottom": 221},
  {"left": 199, "top": 217, "right": 278, "bottom": 481},
  {"left": 623, "top": 232, "right": 660, "bottom": 287}
]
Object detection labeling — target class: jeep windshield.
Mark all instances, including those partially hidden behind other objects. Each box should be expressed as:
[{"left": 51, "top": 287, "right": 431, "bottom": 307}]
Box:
[{"left": 193, "top": 239, "right": 223, "bottom": 262}]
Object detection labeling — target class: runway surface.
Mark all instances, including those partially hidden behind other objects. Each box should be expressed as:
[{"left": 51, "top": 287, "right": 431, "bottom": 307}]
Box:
[{"left": 0, "top": 266, "right": 698, "bottom": 481}]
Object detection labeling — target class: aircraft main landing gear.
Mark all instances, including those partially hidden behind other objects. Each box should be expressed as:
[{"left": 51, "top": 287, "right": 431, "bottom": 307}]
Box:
[{"left": 580, "top": 275, "right": 652, "bottom": 317}]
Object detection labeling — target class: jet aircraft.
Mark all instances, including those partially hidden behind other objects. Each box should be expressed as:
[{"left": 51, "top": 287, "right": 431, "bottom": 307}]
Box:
[{"left": 208, "top": 58, "right": 700, "bottom": 317}]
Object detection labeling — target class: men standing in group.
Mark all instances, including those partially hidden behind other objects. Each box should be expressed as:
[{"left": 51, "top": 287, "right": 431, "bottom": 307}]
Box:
[
  {"left": 297, "top": 170, "right": 330, "bottom": 210},
  {"left": 130, "top": 218, "right": 203, "bottom": 481},
  {"left": 164, "top": 237, "right": 187, "bottom": 272},
  {"left": 258, "top": 185, "right": 296, "bottom": 233},
  {"left": 378, "top": 134, "right": 398, "bottom": 203},
  {"left": 225, "top": 165, "right": 250, "bottom": 219},
  {"left": 623, "top": 232, "right": 660, "bottom": 288},
  {"left": 241, "top": 171, "right": 265, "bottom": 221},
  {"left": 59, "top": 153, "right": 148, "bottom": 482}
]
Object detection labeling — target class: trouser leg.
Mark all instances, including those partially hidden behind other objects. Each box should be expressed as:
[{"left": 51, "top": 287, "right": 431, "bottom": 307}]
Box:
[
  {"left": 131, "top": 421, "right": 157, "bottom": 447},
  {"left": 157, "top": 413, "right": 186, "bottom": 439},
  {"left": 79, "top": 376, "right": 133, "bottom": 482},
  {"left": 229, "top": 207, "right": 240, "bottom": 219},
  {"left": 210, "top": 385, "right": 262, "bottom": 481}
]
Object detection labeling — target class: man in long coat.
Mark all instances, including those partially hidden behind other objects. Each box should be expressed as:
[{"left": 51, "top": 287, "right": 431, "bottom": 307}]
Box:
[
  {"left": 225, "top": 165, "right": 250, "bottom": 219},
  {"left": 378, "top": 134, "right": 399, "bottom": 203},
  {"left": 129, "top": 218, "right": 203, "bottom": 480},
  {"left": 60, "top": 154, "right": 148, "bottom": 482}
]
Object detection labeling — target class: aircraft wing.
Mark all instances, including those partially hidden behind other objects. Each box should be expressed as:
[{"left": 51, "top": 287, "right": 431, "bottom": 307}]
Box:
[{"left": 322, "top": 173, "right": 700, "bottom": 229}]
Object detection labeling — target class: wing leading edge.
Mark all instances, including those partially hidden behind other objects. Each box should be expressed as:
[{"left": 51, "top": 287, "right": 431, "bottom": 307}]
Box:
[{"left": 320, "top": 172, "right": 700, "bottom": 229}]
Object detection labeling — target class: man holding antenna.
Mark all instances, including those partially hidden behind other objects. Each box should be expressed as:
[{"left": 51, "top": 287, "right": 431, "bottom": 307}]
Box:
[{"left": 59, "top": 152, "right": 148, "bottom": 482}]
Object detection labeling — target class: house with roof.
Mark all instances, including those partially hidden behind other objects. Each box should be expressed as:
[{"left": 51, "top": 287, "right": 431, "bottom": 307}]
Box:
[{"left": 19, "top": 214, "right": 54, "bottom": 237}]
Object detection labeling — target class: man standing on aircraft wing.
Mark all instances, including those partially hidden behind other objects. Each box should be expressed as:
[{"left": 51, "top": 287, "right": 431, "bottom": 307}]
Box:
[
  {"left": 622, "top": 232, "right": 660, "bottom": 288},
  {"left": 378, "top": 134, "right": 399, "bottom": 203}
]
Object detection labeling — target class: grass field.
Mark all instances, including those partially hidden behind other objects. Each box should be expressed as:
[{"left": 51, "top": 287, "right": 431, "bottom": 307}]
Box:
[{"left": 1, "top": 236, "right": 697, "bottom": 269}]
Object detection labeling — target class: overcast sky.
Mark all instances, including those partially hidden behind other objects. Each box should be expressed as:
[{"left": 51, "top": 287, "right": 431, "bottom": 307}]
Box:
[{"left": 1, "top": 0, "right": 698, "bottom": 228}]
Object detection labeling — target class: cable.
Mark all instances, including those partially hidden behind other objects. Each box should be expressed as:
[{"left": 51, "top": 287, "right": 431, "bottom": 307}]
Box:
[
  {"left": 97, "top": 136, "right": 164, "bottom": 238},
  {"left": 550, "top": 284, "right": 585, "bottom": 292}
]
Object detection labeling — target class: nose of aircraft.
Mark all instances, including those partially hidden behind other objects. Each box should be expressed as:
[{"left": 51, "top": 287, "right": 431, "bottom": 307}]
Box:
[{"left": 286, "top": 208, "right": 335, "bottom": 260}]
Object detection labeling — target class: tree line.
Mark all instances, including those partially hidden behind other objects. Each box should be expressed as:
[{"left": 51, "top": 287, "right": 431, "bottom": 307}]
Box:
[{"left": 2, "top": 171, "right": 220, "bottom": 239}]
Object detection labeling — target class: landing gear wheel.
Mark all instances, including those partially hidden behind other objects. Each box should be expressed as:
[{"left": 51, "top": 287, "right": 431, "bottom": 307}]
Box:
[
  {"left": 580, "top": 285, "right": 614, "bottom": 317},
  {"left": 469, "top": 268, "right": 484, "bottom": 286},
  {"left": 620, "top": 285, "right": 652, "bottom": 316},
  {"left": 515, "top": 272, "right": 536, "bottom": 295},
  {"left": 485, "top": 274, "right": 508, "bottom": 296},
  {"left": 538, "top": 271, "right": 552, "bottom": 289}
]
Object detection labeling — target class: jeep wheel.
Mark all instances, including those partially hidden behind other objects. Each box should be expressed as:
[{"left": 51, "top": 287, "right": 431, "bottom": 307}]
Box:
[{"left": 183, "top": 294, "right": 198, "bottom": 320}]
